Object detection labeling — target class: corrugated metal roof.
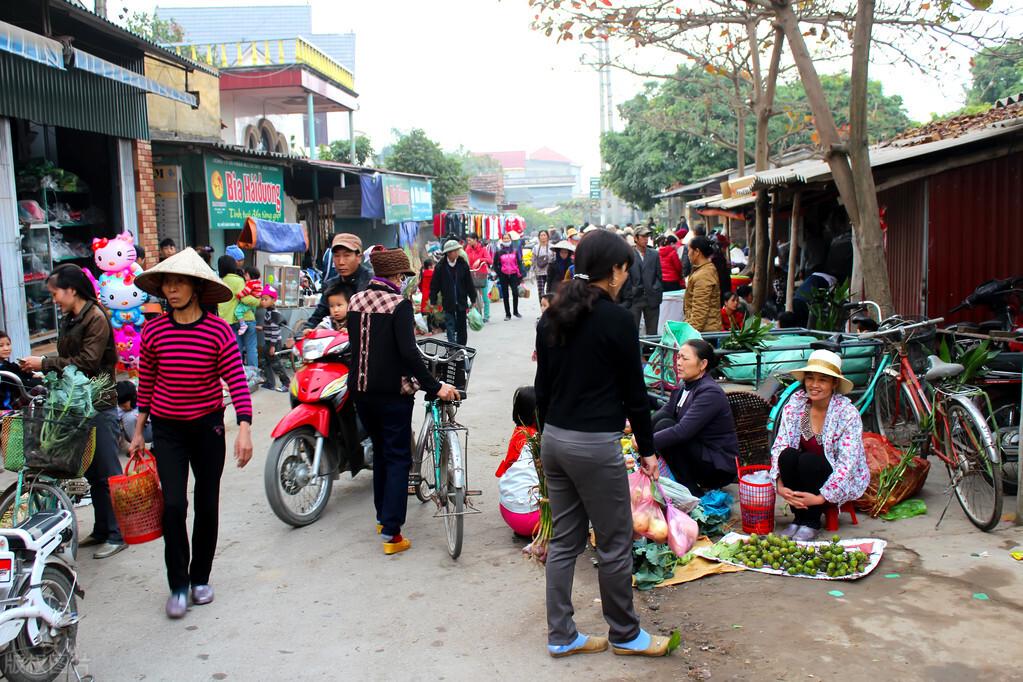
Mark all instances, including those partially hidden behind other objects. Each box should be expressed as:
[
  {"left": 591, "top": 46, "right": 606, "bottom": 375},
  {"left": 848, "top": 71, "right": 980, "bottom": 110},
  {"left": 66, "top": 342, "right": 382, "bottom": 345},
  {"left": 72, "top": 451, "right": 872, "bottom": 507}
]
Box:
[
  {"left": 0, "top": 50, "right": 148, "bottom": 139},
  {"left": 654, "top": 170, "right": 733, "bottom": 199},
  {"left": 751, "top": 116, "right": 1023, "bottom": 191},
  {"left": 686, "top": 192, "right": 755, "bottom": 210},
  {"left": 51, "top": 0, "right": 217, "bottom": 75},
  {"left": 157, "top": 139, "right": 430, "bottom": 178}
]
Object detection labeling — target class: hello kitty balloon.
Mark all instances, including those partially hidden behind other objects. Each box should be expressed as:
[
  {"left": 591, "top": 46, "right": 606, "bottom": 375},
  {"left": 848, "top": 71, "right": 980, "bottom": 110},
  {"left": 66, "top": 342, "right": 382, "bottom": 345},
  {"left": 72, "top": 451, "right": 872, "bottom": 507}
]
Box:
[
  {"left": 91, "top": 232, "right": 143, "bottom": 277},
  {"left": 98, "top": 270, "right": 147, "bottom": 329},
  {"left": 113, "top": 325, "right": 141, "bottom": 371}
]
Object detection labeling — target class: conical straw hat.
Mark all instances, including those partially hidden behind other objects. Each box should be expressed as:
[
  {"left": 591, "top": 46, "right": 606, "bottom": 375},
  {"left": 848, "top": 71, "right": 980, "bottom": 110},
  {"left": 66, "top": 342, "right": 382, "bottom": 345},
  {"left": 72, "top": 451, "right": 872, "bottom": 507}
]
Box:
[{"left": 134, "top": 247, "right": 234, "bottom": 305}]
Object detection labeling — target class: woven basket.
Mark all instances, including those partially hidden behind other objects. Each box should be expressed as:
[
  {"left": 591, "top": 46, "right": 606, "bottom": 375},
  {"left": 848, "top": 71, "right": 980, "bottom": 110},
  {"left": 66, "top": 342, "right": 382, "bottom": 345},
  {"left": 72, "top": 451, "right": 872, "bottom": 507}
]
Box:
[{"left": 727, "top": 391, "right": 770, "bottom": 467}]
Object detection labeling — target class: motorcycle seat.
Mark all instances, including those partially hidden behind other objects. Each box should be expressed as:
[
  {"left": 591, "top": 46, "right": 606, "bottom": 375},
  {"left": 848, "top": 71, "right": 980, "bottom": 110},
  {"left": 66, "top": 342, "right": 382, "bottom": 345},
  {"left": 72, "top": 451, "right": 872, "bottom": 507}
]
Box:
[
  {"left": 16, "top": 509, "right": 69, "bottom": 542},
  {"left": 978, "top": 320, "right": 1004, "bottom": 332},
  {"left": 925, "top": 355, "right": 965, "bottom": 382},
  {"left": 987, "top": 352, "right": 1023, "bottom": 373}
]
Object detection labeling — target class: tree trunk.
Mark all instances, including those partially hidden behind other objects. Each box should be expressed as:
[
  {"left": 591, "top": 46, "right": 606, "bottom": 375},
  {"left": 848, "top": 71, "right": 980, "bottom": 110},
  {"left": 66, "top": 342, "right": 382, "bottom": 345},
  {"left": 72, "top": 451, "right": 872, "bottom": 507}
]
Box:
[
  {"left": 751, "top": 189, "right": 770, "bottom": 311},
  {"left": 786, "top": 191, "right": 802, "bottom": 311},
  {"left": 848, "top": 0, "right": 895, "bottom": 316},
  {"left": 736, "top": 105, "right": 747, "bottom": 176},
  {"left": 772, "top": 0, "right": 895, "bottom": 316}
]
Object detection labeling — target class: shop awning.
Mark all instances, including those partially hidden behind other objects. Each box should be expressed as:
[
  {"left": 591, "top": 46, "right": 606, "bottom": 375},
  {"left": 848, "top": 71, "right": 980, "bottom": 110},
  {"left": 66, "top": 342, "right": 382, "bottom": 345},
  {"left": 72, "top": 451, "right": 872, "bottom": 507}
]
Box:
[
  {"left": 0, "top": 20, "right": 64, "bottom": 70},
  {"left": 72, "top": 48, "right": 197, "bottom": 107}
]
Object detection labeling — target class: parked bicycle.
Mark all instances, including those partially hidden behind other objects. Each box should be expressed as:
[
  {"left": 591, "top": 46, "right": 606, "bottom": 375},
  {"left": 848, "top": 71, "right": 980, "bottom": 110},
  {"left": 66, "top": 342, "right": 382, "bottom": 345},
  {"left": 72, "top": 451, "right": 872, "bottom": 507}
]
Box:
[
  {"left": 409, "top": 339, "right": 480, "bottom": 559},
  {"left": 0, "top": 372, "right": 81, "bottom": 557}
]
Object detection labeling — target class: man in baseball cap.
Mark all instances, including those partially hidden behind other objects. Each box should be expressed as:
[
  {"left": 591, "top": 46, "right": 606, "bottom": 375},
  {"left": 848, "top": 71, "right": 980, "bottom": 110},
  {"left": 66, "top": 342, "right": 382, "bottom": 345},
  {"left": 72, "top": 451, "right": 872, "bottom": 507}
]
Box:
[{"left": 306, "top": 233, "right": 373, "bottom": 330}]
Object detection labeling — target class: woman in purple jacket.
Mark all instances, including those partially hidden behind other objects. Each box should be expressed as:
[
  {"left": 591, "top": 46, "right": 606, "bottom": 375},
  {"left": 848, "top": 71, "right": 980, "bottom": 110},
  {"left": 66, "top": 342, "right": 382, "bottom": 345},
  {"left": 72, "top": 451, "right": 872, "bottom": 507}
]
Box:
[{"left": 649, "top": 339, "right": 738, "bottom": 494}]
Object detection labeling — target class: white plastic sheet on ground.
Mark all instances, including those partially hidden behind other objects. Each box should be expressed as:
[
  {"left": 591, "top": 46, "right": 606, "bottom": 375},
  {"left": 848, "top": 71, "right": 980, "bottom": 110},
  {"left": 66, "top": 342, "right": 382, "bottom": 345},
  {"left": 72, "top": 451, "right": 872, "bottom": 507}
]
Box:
[{"left": 694, "top": 531, "right": 888, "bottom": 581}]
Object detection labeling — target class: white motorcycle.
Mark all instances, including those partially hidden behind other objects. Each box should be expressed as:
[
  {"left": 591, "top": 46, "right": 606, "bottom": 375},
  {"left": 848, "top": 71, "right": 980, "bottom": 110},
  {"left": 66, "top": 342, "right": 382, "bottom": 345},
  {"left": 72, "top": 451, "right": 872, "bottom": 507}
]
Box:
[{"left": 0, "top": 509, "right": 81, "bottom": 682}]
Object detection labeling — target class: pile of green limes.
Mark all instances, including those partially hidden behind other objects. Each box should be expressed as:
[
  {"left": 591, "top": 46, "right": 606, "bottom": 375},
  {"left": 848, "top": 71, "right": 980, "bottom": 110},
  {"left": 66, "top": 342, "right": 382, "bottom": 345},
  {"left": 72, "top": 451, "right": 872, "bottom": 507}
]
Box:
[{"left": 731, "top": 533, "right": 870, "bottom": 578}]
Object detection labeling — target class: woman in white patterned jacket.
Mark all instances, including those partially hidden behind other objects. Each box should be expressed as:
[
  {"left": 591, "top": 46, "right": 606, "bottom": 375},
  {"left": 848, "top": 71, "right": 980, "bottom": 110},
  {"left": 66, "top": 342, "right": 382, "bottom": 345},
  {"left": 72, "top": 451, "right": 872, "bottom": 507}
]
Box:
[{"left": 770, "top": 349, "right": 870, "bottom": 541}]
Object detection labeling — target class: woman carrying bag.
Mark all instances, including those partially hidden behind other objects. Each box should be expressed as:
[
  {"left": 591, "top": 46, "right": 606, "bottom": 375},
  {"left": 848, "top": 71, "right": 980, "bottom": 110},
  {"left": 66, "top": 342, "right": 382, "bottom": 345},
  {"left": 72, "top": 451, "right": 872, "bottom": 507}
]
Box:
[
  {"left": 495, "top": 232, "right": 525, "bottom": 320},
  {"left": 20, "top": 264, "right": 126, "bottom": 559},
  {"left": 130, "top": 248, "right": 254, "bottom": 619},
  {"left": 534, "top": 230, "right": 671, "bottom": 658}
]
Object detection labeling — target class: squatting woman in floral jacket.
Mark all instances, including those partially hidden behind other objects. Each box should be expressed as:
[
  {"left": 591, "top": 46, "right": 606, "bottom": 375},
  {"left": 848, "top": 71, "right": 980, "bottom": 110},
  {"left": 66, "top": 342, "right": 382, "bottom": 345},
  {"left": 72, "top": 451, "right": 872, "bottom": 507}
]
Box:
[{"left": 769, "top": 350, "right": 870, "bottom": 541}]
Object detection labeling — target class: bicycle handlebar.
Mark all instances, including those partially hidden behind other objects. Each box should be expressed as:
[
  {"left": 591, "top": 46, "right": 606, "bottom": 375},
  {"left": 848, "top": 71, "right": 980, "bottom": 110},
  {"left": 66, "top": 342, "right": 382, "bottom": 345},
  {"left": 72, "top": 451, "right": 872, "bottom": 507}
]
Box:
[
  {"left": 0, "top": 371, "right": 31, "bottom": 404},
  {"left": 857, "top": 317, "right": 944, "bottom": 339}
]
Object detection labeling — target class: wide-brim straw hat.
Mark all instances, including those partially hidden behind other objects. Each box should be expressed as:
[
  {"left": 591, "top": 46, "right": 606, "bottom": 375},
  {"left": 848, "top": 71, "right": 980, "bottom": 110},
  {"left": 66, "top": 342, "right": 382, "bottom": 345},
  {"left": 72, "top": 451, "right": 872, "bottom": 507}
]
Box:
[
  {"left": 552, "top": 240, "right": 576, "bottom": 252},
  {"left": 134, "top": 247, "right": 233, "bottom": 305},
  {"left": 789, "top": 349, "right": 854, "bottom": 395}
]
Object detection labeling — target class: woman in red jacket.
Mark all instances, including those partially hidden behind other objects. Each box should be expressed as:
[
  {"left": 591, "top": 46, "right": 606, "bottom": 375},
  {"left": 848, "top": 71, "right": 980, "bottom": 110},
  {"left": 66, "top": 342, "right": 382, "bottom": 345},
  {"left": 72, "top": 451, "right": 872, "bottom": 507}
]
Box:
[{"left": 658, "top": 234, "right": 683, "bottom": 292}]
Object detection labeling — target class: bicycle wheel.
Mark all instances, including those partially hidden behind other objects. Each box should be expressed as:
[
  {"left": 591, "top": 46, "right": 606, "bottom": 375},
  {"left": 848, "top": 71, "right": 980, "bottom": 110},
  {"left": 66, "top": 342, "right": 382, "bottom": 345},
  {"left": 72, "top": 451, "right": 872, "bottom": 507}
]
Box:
[
  {"left": 0, "top": 480, "right": 78, "bottom": 559},
  {"left": 874, "top": 372, "right": 922, "bottom": 449},
  {"left": 940, "top": 399, "right": 1002, "bottom": 531},
  {"left": 440, "top": 430, "right": 464, "bottom": 560},
  {"left": 412, "top": 411, "right": 436, "bottom": 503}
]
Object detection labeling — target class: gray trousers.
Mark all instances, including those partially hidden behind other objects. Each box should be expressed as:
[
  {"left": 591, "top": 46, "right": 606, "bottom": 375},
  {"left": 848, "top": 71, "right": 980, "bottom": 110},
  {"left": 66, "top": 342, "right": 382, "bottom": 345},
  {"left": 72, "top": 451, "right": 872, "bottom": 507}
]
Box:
[
  {"left": 630, "top": 303, "right": 660, "bottom": 336},
  {"left": 541, "top": 424, "right": 641, "bottom": 645}
]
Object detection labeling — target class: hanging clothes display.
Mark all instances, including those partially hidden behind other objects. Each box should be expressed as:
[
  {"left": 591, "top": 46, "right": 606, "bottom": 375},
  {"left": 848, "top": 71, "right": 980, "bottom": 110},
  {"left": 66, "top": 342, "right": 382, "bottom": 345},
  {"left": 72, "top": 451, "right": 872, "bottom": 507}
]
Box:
[{"left": 430, "top": 211, "right": 526, "bottom": 242}]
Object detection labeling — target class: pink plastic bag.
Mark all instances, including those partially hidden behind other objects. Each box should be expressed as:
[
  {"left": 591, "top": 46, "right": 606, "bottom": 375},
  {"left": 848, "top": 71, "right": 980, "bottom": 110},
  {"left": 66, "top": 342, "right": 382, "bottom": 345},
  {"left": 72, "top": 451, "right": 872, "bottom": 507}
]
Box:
[
  {"left": 629, "top": 470, "right": 668, "bottom": 543},
  {"left": 663, "top": 498, "right": 699, "bottom": 557}
]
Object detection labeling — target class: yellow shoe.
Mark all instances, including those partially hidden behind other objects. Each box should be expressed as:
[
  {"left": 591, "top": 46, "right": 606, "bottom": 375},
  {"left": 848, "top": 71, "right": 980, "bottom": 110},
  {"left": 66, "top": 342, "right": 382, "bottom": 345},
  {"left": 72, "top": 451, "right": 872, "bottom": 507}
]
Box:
[
  {"left": 549, "top": 635, "right": 609, "bottom": 658},
  {"left": 612, "top": 635, "right": 670, "bottom": 657},
  {"left": 383, "top": 535, "right": 411, "bottom": 555}
]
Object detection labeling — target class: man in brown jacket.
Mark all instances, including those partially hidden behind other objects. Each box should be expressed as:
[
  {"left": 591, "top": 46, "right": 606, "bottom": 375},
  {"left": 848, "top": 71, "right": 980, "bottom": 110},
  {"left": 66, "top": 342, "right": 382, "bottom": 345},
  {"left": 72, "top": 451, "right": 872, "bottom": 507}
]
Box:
[{"left": 683, "top": 237, "right": 722, "bottom": 333}]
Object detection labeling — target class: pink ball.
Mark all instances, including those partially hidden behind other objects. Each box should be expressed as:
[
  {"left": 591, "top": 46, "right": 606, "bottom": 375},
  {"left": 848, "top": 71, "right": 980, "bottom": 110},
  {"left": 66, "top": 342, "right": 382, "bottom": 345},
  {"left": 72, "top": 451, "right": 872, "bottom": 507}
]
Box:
[{"left": 500, "top": 504, "right": 540, "bottom": 538}]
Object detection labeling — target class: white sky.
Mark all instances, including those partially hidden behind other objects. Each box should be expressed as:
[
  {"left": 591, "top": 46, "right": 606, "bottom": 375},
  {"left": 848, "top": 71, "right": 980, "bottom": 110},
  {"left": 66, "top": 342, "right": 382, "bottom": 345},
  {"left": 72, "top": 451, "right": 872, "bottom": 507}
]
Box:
[{"left": 124, "top": 0, "right": 1010, "bottom": 182}]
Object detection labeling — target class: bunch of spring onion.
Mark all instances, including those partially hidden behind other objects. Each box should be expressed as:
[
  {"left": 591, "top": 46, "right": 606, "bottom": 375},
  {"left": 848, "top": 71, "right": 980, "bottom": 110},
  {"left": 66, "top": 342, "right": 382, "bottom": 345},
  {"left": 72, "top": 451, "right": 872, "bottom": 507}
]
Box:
[
  {"left": 523, "top": 429, "right": 553, "bottom": 564},
  {"left": 872, "top": 413, "right": 933, "bottom": 517}
]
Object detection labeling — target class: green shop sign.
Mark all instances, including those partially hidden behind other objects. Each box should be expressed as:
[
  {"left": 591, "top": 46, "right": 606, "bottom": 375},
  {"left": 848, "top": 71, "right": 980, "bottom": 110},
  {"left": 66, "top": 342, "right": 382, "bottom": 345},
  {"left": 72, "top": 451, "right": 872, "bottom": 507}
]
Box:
[
  {"left": 204, "top": 156, "right": 284, "bottom": 230},
  {"left": 381, "top": 175, "right": 433, "bottom": 224}
]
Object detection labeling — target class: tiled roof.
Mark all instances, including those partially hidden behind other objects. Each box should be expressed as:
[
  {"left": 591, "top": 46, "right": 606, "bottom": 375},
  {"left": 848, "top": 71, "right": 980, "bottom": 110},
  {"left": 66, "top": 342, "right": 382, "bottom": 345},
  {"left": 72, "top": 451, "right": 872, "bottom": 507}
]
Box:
[
  {"left": 530, "top": 146, "right": 573, "bottom": 163},
  {"left": 477, "top": 151, "right": 527, "bottom": 170}
]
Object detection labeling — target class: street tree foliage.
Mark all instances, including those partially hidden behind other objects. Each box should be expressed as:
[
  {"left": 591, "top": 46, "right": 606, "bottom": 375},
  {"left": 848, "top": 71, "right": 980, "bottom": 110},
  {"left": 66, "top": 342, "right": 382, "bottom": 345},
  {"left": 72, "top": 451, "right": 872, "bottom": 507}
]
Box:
[
  {"left": 118, "top": 8, "right": 184, "bottom": 43},
  {"left": 318, "top": 135, "right": 375, "bottom": 166},
  {"left": 516, "top": 200, "right": 588, "bottom": 230},
  {"left": 602, "top": 68, "right": 912, "bottom": 210},
  {"left": 384, "top": 129, "right": 469, "bottom": 212},
  {"left": 456, "top": 150, "right": 503, "bottom": 177},
  {"left": 530, "top": 0, "right": 1010, "bottom": 316},
  {"left": 967, "top": 39, "right": 1023, "bottom": 105}
]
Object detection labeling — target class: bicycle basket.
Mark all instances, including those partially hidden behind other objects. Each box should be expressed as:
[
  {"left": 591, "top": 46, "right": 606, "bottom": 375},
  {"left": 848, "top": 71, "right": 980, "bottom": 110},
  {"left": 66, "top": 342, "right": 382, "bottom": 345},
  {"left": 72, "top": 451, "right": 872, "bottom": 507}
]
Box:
[
  {"left": 3, "top": 410, "right": 96, "bottom": 478},
  {"left": 417, "top": 338, "right": 478, "bottom": 392}
]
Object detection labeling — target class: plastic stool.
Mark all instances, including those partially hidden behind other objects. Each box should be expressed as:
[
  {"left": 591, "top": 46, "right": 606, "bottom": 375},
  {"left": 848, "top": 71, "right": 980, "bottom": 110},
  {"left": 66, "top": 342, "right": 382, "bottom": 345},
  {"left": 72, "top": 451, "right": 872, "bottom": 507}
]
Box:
[{"left": 824, "top": 502, "right": 858, "bottom": 532}]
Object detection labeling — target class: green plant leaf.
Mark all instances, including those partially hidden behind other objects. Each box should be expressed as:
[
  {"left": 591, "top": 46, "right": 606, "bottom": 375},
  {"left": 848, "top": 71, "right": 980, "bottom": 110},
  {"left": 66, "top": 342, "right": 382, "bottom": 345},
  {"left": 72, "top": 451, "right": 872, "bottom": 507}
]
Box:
[{"left": 667, "top": 629, "right": 682, "bottom": 653}]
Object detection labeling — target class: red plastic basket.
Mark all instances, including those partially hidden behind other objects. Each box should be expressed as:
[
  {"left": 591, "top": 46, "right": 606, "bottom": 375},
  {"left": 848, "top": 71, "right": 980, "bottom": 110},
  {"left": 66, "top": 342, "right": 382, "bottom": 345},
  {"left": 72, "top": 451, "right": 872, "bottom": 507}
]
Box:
[
  {"left": 109, "top": 450, "right": 164, "bottom": 545},
  {"left": 737, "top": 462, "right": 776, "bottom": 535}
]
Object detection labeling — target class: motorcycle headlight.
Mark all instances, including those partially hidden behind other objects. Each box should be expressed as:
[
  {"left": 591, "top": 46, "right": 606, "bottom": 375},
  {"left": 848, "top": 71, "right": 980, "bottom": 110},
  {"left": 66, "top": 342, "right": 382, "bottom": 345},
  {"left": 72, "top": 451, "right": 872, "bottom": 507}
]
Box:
[
  {"left": 321, "top": 375, "right": 348, "bottom": 399},
  {"left": 302, "top": 337, "right": 332, "bottom": 361}
]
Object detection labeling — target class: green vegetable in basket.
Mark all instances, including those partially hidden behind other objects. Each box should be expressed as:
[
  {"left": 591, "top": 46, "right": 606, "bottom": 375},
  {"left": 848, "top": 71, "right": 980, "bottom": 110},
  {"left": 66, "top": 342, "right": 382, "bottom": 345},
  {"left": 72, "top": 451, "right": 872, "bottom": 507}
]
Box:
[{"left": 38, "top": 366, "right": 110, "bottom": 455}]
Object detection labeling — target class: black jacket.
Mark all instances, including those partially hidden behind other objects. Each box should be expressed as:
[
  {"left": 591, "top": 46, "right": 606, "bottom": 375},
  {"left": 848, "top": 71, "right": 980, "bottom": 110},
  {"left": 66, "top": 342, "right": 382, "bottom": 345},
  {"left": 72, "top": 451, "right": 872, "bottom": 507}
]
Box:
[
  {"left": 429, "top": 258, "right": 477, "bottom": 313},
  {"left": 652, "top": 374, "right": 739, "bottom": 474},
  {"left": 347, "top": 280, "right": 441, "bottom": 399},
  {"left": 621, "top": 247, "right": 663, "bottom": 309},
  {"left": 305, "top": 264, "right": 373, "bottom": 329},
  {"left": 42, "top": 300, "right": 117, "bottom": 411},
  {"left": 534, "top": 291, "right": 654, "bottom": 456}
]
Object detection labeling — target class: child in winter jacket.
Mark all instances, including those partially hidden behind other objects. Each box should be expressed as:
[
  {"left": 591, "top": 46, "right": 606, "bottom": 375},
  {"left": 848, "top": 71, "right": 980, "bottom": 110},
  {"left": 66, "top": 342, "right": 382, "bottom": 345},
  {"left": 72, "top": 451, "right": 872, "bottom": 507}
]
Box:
[{"left": 235, "top": 266, "right": 263, "bottom": 332}]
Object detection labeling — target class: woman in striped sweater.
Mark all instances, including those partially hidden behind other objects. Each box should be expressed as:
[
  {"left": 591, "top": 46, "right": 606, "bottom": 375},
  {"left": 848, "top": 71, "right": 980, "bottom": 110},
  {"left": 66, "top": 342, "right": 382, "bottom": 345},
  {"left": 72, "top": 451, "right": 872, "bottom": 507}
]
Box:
[{"left": 131, "top": 248, "right": 254, "bottom": 619}]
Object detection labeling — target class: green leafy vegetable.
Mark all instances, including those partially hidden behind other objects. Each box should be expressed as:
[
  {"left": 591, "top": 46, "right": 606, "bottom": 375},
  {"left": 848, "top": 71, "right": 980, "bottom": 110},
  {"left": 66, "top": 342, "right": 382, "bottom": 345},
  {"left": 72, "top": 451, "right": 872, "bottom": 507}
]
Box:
[
  {"left": 703, "top": 539, "right": 742, "bottom": 561},
  {"left": 633, "top": 539, "right": 680, "bottom": 590},
  {"left": 666, "top": 629, "right": 682, "bottom": 654},
  {"left": 38, "top": 366, "right": 110, "bottom": 455}
]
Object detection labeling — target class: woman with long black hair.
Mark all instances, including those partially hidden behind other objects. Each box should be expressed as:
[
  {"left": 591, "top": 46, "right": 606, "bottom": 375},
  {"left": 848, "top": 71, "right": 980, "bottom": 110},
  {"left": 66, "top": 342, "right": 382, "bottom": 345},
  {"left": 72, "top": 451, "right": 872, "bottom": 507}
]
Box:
[
  {"left": 19, "top": 264, "right": 125, "bottom": 559},
  {"left": 534, "top": 230, "right": 670, "bottom": 658}
]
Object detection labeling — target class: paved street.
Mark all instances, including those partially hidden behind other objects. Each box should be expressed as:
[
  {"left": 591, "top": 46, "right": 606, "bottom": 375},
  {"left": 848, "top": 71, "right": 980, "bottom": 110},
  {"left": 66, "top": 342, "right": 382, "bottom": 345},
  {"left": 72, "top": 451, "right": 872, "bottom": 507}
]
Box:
[{"left": 24, "top": 291, "right": 1021, "bottom": 681}]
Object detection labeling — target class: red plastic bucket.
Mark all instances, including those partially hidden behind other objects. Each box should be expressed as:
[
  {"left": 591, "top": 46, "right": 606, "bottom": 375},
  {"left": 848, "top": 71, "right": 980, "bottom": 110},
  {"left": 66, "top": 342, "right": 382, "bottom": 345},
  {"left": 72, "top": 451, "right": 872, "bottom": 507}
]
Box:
[{"left": 737, "top": 463, "right": 776, "bottom": 535}]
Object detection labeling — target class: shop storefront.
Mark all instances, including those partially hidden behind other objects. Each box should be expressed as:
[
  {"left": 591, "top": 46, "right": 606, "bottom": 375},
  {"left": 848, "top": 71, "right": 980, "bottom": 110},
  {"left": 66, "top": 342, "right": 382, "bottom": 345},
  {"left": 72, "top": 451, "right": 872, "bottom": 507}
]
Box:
[{"left": 0, "top": 2, "right": 204, "bottom": 357}]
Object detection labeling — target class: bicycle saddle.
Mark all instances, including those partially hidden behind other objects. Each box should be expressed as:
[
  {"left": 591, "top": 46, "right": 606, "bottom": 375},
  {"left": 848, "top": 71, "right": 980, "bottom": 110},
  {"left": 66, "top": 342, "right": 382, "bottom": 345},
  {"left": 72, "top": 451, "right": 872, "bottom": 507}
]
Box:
[
  {"left": 811, "top": 334, "right": 844, "bottom": 352},
  {"left": 925, "top": 355, "right": 965, "bottom": 382}
]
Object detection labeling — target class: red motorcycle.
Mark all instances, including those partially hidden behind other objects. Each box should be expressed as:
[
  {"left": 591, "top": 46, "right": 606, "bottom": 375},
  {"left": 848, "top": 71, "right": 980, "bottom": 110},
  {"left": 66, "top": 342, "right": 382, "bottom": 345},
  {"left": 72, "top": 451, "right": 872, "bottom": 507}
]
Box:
[{"left": 264, "top": 328, "right": 370, "bottom": 527}]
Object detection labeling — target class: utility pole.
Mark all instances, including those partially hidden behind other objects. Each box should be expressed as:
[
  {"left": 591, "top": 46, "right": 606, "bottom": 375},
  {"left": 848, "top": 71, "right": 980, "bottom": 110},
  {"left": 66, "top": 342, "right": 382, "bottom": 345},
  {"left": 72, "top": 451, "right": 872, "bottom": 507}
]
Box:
[{"left": 584, "top": 39, "right": 614, "bottom": 225}]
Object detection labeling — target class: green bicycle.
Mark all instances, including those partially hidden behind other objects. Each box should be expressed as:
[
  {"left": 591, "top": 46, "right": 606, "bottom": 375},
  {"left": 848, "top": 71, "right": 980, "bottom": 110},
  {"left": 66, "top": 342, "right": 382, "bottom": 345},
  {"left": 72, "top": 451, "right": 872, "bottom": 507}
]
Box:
[{"left": 409, "top": 339, "right": 479, "bottom": 560}]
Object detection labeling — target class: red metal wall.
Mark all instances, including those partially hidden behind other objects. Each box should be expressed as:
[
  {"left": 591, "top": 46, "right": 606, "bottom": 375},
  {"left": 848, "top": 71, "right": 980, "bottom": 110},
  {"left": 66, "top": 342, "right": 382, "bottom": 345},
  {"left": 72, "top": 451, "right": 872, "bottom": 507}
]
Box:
[
  {"left": 879, "top": 182, "right": 926, "bottom": 317},
  {"left": 926, "top": 151, "right": 1023, "bottom": 322}
]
